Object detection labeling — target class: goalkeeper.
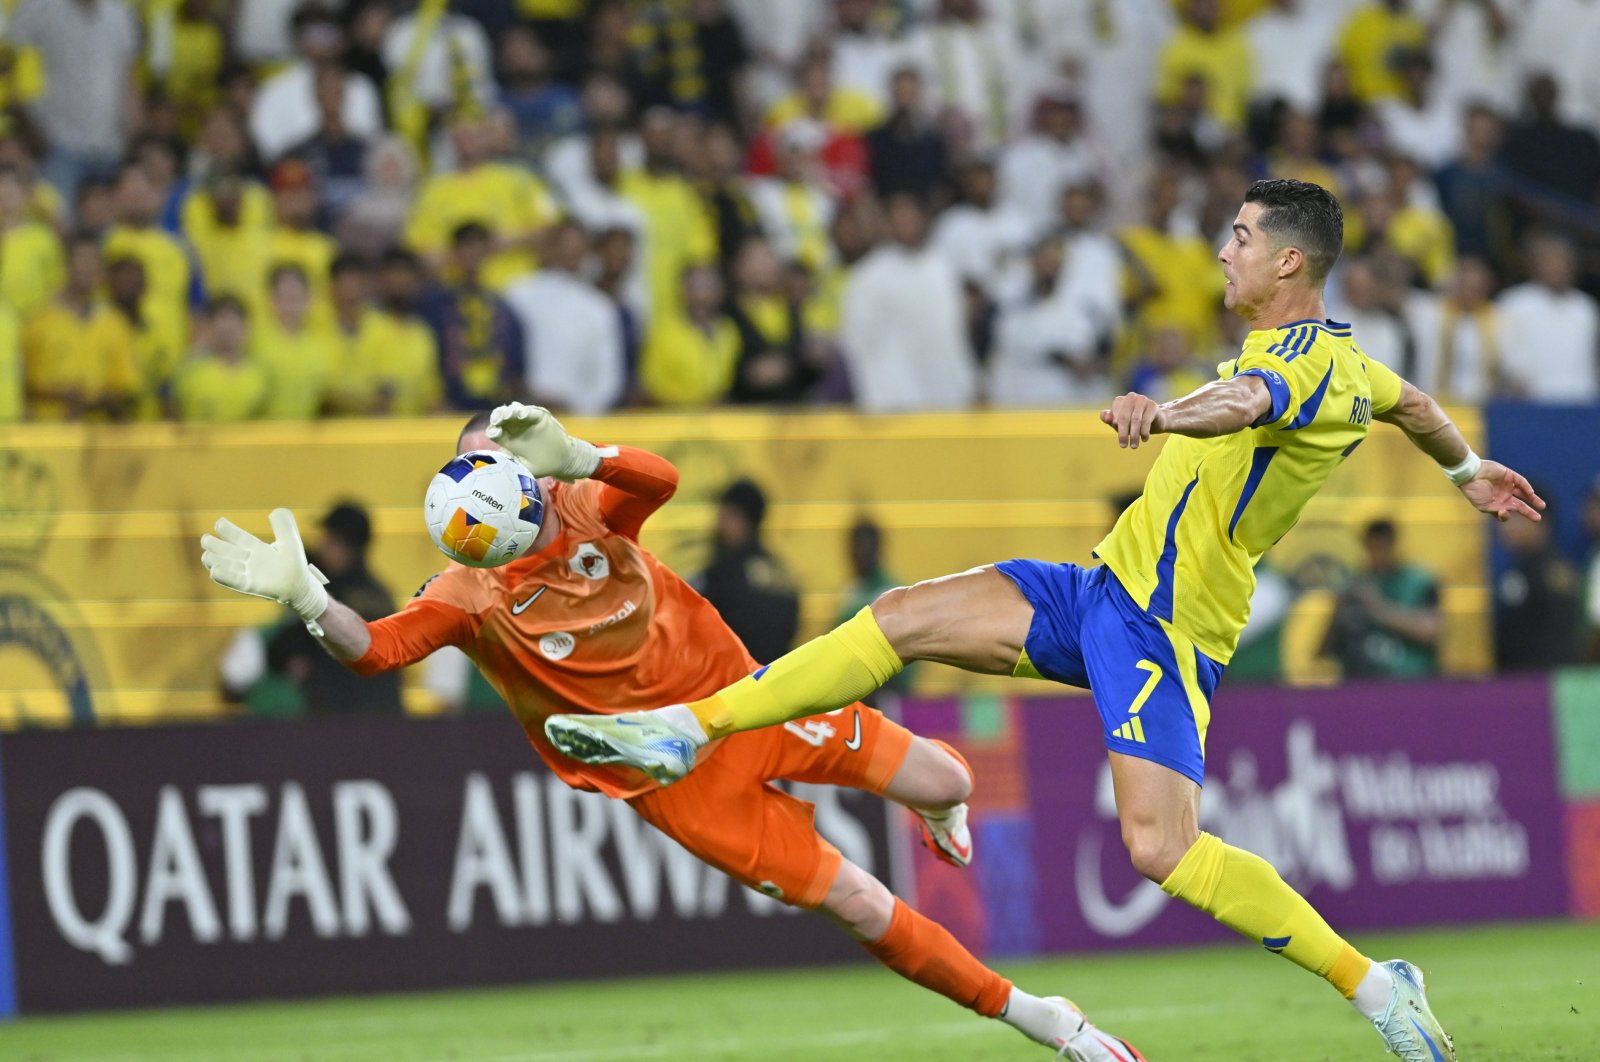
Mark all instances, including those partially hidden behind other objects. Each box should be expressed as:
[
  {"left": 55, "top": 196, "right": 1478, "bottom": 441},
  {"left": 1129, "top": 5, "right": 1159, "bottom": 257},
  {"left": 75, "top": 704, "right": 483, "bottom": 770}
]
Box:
[{"left": 197, "top": 404, "right": 1145, "bottom": 1062}]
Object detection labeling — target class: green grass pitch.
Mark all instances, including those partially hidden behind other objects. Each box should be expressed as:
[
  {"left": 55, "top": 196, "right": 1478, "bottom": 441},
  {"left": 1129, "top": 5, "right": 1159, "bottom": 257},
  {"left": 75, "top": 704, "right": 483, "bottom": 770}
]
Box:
[{"left": 2, "top": 920, "right": 1596, "bottom": 1061}]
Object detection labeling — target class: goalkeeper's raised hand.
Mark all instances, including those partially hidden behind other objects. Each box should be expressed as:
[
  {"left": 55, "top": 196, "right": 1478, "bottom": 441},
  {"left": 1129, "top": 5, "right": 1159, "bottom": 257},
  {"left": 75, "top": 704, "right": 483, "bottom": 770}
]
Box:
[
  {"left": 200, "top": 509, "right": 330, "bottom": 632},
  {"left": 486, "top": 402, "right": 611, "bottom": 481}
]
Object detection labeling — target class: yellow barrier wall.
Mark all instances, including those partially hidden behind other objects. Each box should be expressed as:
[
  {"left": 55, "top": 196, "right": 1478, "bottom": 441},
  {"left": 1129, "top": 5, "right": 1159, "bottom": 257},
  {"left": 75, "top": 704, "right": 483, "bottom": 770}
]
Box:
[{"left": 0, "top": 409, "right": 1488, "bottom": 725}]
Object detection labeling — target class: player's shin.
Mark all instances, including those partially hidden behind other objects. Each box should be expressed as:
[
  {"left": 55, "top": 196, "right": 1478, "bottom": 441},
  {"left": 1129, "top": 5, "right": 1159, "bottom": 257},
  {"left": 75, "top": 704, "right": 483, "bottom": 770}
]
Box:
[
  {"left": 689, "top": 607, "right": 903, "bottom": 739},
  {"left": 1160, "top": 832, "right": 1373, "bottom": 999},
  {"left": 859, "top": 898, "right": 1013, "bottom": 1019}
]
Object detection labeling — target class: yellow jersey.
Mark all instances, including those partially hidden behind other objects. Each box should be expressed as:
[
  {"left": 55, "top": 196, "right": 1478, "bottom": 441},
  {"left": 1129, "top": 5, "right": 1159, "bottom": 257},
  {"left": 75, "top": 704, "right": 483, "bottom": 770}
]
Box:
[
  {"left": 0, "top": 221, "right": 65, "bottom": 317},
  {"left": 619, "top": 169, "right": 717, "bottom": 320},
  {"left": 765, "top": 90, "right": 883, "bottom": 136},
  {"left": 1337, "top": 5, "right": 1427, "bottom": 103},
  {"left": 266, "top": 226, "right": 337, "bottom": 324},
  {"left": 119, "top": 304, "right": 186, "bottom": 421},
  {"left": 405, "top": 164, "right": 560, "bottom": 291},
  {"left": 344, "top": 311, "right": 442, "bottom": 415},
  {"left": 182, "top": 184, "right": 274, "bottom": 306},
  {"left": 639, "top": 310, "right": 739, "bottom": 406},
  {"left": 173, "top": 355, "right": 269, "bottom": 423},
  {"left": 1154, "top": 23, "right": 1254, "bottom": 129},
  {"left": 252, "top": 317, "right": 334, "bottom": 420},
  {"left": 0, "top": 301, "right": 20, "bottom": 423},
  {"left": 21, "top": 300, "right": 141, "bottom": 420},
  {"left": 104, "top": 223, "right": 192, "bottom": 353},
  {"left": 1095, "top": 319, "right": 1404, "bottom": 663},
  {"left": 1118, "top": 225, "right": 1226, "bottom": 360}
]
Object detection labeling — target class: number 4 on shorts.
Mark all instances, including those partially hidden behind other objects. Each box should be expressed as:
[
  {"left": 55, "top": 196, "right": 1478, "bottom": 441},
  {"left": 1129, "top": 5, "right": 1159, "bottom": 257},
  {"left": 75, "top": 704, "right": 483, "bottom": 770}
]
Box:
[{"left": 784, "top": 709, "right": 846, "bottom": 747}]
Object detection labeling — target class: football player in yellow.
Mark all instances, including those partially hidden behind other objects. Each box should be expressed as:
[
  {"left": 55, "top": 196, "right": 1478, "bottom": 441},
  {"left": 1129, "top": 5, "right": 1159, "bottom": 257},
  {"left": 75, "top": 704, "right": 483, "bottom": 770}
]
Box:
[{"left": 547, "top": 180, "right": 1544, "bottom": 1061}]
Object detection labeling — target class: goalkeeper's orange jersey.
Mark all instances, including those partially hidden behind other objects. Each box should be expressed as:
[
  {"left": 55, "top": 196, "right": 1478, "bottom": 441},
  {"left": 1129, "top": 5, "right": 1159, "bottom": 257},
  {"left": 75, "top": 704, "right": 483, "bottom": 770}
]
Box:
[{"left": 350, "top": 447, "right": 754, "bottom": 798}]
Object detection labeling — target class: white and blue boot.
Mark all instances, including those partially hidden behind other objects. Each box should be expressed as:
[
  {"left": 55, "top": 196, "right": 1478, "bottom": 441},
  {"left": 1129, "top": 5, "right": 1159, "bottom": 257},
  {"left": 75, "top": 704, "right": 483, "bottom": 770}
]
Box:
[
  {"left": 1371, "top": 960, "right": 1456, "bottom": 1061},
  {"left": 544, "top": 708, "right": 703, "bottom": 784}
]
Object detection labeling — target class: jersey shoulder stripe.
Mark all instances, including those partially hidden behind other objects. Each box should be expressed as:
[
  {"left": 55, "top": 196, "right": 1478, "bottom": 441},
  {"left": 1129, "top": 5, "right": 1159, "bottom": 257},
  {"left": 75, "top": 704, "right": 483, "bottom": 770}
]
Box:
[{"left": 1286, "top": 360, "right": 1336, "bottom": 429}]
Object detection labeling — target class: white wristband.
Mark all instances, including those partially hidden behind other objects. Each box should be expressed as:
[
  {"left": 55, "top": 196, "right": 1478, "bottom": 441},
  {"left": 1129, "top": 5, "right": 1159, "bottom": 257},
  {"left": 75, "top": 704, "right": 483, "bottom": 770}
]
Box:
[
  {"left": 558, "top": 440, "right": 618, "bottom": 481},
  {"left": 288, "top": 564, "right": 330, "bottom": 634},
  {"left": 1441, "top": 449, "right": 1482, "bottom": 487}
]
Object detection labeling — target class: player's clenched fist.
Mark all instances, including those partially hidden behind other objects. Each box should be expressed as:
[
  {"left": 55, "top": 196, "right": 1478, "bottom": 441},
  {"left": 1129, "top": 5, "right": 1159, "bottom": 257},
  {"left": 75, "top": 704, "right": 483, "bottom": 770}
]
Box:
[
  {"left": 486, "top": 402, "right": 607, "bottom": 481},
  {"left": 1100, "top": 392, "right": 1165, "bottom": 450}
]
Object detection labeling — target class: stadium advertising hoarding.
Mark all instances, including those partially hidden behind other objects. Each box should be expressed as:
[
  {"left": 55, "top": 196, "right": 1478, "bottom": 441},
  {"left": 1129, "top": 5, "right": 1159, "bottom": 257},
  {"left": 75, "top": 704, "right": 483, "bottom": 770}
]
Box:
[
  {"left": 0, "top": 715, "right": 900, "bottom": 1014},
  {"left": 904, "top": 677, "right": 1568, "bottom": 956}
]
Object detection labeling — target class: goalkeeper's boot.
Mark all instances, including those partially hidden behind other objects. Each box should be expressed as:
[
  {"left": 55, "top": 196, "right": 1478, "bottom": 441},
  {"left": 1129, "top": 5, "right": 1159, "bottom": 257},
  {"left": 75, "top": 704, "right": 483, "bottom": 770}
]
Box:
[
  {"left": 1042, "top": 998, "right": 1145, "bottom": 1062},
  {"left": 1371, "top": 960, "right": 1456, "bottom": 1061},
  {"left": 915, "top": 803, "right": 974, "bottom": 867},
  {"left": 545, "top": 709, "right": 701, "bottom": 784}
]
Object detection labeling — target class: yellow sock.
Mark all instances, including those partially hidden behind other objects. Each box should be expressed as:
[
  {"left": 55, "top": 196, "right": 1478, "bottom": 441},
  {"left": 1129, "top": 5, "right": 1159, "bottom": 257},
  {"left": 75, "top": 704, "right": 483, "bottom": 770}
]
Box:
[
  {"left": 690, "top": 607, "right": 904, "bottom": 739},
  {"left": 1161, "top": 832, "right": 1371, "bottom": 998}
]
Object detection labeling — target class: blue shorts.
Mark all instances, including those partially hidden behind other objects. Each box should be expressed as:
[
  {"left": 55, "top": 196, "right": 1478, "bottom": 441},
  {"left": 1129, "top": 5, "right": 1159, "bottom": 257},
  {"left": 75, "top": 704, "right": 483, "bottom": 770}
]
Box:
[{"left": 995, "top": 560, "right": 1225, "bottom": 785}]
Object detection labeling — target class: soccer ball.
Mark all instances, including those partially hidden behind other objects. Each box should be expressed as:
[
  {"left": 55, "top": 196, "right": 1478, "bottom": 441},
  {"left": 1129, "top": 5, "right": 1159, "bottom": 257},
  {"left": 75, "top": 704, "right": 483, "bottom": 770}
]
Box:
[{"left": 424, "top": 450, "right": 544, "bottom": 568}]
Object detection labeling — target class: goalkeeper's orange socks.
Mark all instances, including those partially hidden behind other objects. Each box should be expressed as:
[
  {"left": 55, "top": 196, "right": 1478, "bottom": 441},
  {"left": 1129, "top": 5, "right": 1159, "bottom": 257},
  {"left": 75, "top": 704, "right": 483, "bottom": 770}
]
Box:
[
  {"left": 689, "top": 607, "right": 903, "bottom": 739},
  {"left": 860, "top": 899, "right": 1067, "bottom": 1039},
  {"left": 860, "top": 899, "right": 1012, "bottom": 1018},
  {"left": 1160, "top": 832, "right": 1373, "bottom": 999}
]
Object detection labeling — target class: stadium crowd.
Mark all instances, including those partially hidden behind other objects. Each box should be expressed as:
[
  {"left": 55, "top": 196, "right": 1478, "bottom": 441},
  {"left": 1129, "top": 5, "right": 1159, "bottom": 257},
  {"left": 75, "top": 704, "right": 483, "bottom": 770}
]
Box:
[{"left": 0, "top": 0, "right": 1598, "bottom": 423}]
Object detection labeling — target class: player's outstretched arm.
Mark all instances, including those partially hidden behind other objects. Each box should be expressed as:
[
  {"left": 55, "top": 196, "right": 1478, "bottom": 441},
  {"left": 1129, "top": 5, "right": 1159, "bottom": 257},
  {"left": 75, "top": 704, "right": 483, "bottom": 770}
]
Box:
[
  {"left": 486, "top": 402, "right": 617, "bottom": 481},
  {"left": 308, "top": 597, "right": 373, "bottom": 660},
  {"left": 199, "top": 510, "right": 378, "bottom": 659},
  {"left": 200, "top": 510, "right": 473, "bottom": 672},
  {"left": 489, "top": 400, "right": 679, "bottom": 539},
  {"left": 1375, "top": 379, "right": 1545, "bottom": 523},
  {"left": 1100, "top": 375, "right": 1272, "bottom": 449},
  {"left": 200, "top": 509, "right": 330, "bottom": 630}
]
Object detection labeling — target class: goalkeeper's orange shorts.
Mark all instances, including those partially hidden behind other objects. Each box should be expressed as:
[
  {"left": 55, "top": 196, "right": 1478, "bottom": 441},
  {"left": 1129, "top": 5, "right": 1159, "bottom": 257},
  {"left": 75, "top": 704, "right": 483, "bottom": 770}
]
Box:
[{"left": 626, "top": 703, "right": 912, "bottom": 908}]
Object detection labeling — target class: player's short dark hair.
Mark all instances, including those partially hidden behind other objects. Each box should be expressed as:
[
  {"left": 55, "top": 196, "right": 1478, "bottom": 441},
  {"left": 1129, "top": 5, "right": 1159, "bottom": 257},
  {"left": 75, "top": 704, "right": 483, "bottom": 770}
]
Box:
[
  {"left": 330, "top": 251, "right": 371, "bottom": 278},
  {"left": 451, "top": 221, "right": 492, "bottom": 246},
  {"left": 208, "top": 293, "right": 248, "bottom": 318},
  {"left": 75, "top": 174, "right": 114, "bottom": 206},
  {"left": 1363, "top": 518, "right": 1397, "bottom": 543},
  {"left": 719, "top": 478, "right": 768, "bottom": 529},
  {"left": 458, "top": 411, "right": 492, "bottom": 447},
  {"left": 1243, "top": 178, "right": 1344, "bottom": 283},
  {"left": 291, "top": 2, "right": 341, "bottom": 34},
  {"left": 65, "top": 229, "right": 102, "bottom": 254},
  {"left": 321, "top": 501, "right": 372, "bottom": 553},
  {"left": 379, "top": 246, "right": 421, "bottom": 272},
  {"left": 849, "top": 517, "right": 882, "bottom": 549}
]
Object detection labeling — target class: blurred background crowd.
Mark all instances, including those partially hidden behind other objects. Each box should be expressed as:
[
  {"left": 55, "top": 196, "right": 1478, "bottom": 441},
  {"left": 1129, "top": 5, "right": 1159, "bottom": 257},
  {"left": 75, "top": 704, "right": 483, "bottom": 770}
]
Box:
[
  {"left": 0, "top": 0, "right": 1597, "bottom": 718},
  {"left": 1, "top": 0, "right": 1598, "bottom": 424}
]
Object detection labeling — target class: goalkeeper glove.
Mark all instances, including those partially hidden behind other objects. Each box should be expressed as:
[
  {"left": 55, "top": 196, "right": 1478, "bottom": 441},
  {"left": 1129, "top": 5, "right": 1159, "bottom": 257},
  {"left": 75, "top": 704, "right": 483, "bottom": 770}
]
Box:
[
  {"left": 486, "top": 402, "right": 613, "bottom": 481},
  {"left": 200, "top": 509, "right": 331, "bottom": 635}
]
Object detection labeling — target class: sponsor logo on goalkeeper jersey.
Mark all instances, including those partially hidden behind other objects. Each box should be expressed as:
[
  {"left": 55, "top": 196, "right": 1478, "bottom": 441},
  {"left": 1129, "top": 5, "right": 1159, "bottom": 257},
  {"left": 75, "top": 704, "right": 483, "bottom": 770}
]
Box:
[
  {"left": 539, "top": 631, "right": 576, "bottom": 660},
  {"left": 569, "top": 542, "right": 609, "bottom": 580},
  {"left": 584, "top": 598, "right": 636, "bottom": 635}
]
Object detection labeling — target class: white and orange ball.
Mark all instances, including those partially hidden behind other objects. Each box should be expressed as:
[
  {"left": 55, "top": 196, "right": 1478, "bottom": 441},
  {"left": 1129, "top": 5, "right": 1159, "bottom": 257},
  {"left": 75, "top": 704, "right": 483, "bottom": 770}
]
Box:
[{"left": 424, "top": 450, "right": 543, "bottom": 568}]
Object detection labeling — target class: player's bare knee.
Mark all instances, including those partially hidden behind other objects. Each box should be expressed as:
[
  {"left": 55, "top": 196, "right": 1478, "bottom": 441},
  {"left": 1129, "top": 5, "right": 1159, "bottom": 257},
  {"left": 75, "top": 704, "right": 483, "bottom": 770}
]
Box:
[
  {"left": 868, "top": 585, "right": 924, "bottom": 658},
  {"left": 821, "top": 863, "right": 895, "bottom": 940},
  {"left": 1122, "top": 824, "right": 1190, "bottom": 884}
]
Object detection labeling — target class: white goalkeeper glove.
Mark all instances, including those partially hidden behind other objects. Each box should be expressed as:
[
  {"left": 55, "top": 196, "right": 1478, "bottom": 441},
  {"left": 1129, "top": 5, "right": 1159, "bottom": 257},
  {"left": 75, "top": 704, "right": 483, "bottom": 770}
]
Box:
[
  {"left": 200, "top": 509, "right": 331, "bottom": 635},
  {"left": 486, "top": 402, "right": 613, "bottom": 482}
]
